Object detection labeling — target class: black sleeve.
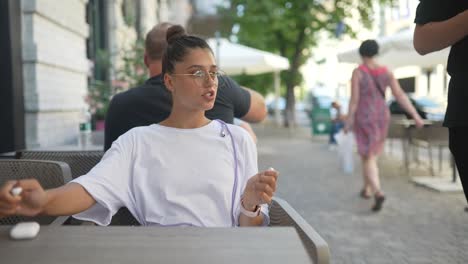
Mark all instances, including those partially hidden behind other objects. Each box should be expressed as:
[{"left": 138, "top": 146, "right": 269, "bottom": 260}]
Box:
[
  {"left": 104, "top": 93, "right": 129, "bottom": 151},
  {"left": 414, "top": 0, "right": 457, "bottom": 24},
  {"left": 221, "top": 76, "right": 251, "bottom": 118}
]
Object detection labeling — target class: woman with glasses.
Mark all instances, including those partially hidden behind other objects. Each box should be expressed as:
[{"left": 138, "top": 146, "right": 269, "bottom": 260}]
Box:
[{"left": 0, "top": 25, "right": 278, "bottom": 227}]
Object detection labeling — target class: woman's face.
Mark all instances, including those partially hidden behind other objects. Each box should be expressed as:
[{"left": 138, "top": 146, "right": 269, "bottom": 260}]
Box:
[{"left": 165, "top": 48, "right": 218, "bottom": 112}]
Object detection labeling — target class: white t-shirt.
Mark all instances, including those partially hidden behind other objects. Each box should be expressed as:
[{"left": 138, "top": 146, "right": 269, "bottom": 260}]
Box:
[{"left": 71, "top": 120, "right": 269, "bottom": 227}]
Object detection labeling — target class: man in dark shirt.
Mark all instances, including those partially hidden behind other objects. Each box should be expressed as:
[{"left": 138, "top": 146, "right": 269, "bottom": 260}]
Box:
[
  {"left": 104, "top": 23, "right": 267, "bottom": 150},
  {"left": 414, "top": 0, "right": 468, "bottom": 211}
]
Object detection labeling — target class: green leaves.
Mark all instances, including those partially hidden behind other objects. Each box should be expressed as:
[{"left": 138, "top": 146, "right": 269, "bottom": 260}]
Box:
[
  {"left": 86, "top": 39, "right": 148, "bottom": 120},
  {"left": 219, "top": 0, "right": 393, "bottom": 125}
]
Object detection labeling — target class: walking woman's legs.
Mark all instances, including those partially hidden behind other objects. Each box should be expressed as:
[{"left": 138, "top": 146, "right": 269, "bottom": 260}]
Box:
[
  {"left": 362, "top": 154, "right": 382, "bottom": 194},
  {"left": 361, "top": 153, "right": 385, "bottom": 211},
  {"left": 360, "top": 157, "right": 372, "bottom": 197}
]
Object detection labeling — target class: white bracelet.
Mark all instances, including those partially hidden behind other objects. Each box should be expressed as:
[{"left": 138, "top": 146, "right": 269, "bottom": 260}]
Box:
[{"left": 240, "top": 200, "right": 260, "bottom": 218}]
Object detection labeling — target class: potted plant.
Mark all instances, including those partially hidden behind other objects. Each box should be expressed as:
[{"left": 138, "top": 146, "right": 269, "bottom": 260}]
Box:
[
  {"left": 85, "top": 39, "right": 147, "bottom": 131},
  {"left": 85, "top": 80, "right": 111, "bottom": 131}
]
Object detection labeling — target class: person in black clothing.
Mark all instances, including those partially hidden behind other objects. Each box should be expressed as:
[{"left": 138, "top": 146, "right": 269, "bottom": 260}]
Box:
[
  {"left": 414, "top": 0, "right": 468, "bottom": 211},
  {"left": 104, "top": 22, "right": 267, "bottom": 151}
]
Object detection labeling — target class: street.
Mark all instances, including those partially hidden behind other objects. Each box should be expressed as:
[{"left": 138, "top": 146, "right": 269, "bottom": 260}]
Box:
[{"left": 254, "top": 119, "right": 467, "bottom": 264}]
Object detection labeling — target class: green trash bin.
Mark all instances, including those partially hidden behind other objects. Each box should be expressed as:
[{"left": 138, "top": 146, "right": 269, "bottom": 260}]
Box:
[{"left": 310, "top": 108, "right": 331, "bottom": 135}]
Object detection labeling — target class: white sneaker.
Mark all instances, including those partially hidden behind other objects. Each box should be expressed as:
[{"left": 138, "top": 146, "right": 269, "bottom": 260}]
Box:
[{"left": 328, "top": 144, "right": 337, "bottom": 151}]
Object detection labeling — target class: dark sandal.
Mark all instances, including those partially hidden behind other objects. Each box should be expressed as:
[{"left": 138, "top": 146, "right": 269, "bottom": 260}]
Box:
[
  {"left": 371, "top": 195, "right": 385, "bottom": 212},
  {"left": 360, "top": 189, "right": 371, "bottom": 199}
]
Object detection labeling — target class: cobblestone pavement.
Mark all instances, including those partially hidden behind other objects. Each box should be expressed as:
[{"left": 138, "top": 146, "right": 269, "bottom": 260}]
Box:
[{"left": 253, "top": 122, "right": 467, "bottom": 264}]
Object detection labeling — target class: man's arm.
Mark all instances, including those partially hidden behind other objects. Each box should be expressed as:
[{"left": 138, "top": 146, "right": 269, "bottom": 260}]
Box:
[
  {"left": 236, "top": 120, "right": 257, "bottom": 143},
  {"left": 240, "top": 87, "right": 267, "bottom": 123},
  {"left": 414, "top": 9, "right": 468, "bottom": 55}
]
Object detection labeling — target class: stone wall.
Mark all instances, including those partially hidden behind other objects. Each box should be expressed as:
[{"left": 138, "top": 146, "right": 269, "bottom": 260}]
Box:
[
  {"left": 22, "top": 0, "right": 89, "bottom": 148},
  {"left": 20, "top": 0, "right": 193, "bottom": 148}
]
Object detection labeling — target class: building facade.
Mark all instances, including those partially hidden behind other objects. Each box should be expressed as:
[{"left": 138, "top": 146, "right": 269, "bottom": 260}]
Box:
[{"left": 1, "top": 0, "right": 195, "bottom": 152}]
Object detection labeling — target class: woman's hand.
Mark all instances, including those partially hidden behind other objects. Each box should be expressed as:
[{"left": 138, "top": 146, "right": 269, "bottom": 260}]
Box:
[
  {"left": 242, "top": 168, "right": 279, "bottom": 210},
  {"left": 414, "top": 116, "right": 425, "bottom": 129},
  {"left": 0, "top": 179, "right": 47, "bottom": 218},
  {"left": 344, "top": 116, "right": 354, "bottom": 133}
]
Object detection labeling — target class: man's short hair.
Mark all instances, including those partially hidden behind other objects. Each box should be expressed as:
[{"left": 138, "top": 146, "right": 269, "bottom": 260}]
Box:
[{"left": 145, "top": 22, "right": 173, "bottom": 61}]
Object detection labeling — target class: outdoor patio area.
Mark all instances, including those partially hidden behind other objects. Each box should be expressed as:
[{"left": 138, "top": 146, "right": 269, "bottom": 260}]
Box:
[{"left": 254, "top": 120, "right": 467, "bottom": 264}]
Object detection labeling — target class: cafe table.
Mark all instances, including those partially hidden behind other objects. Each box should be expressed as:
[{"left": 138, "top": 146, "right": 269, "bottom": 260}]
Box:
[
  {"left": 0, "top": 226, "right": 315, "bottom": 264},
  {"left": 393, "top": 119, "right": 433, "bottom": 174}
]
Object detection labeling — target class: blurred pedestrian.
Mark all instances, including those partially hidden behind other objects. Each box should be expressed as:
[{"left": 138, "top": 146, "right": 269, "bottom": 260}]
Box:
[
  {"left": 345, "top": 40, "right": 424, "bottom": 212},
  {"left": 329, "top": 101, "right": 345, "bottom": 149},
  {"left": 413, "top": 1, "right": 468, "bottom": 212}
]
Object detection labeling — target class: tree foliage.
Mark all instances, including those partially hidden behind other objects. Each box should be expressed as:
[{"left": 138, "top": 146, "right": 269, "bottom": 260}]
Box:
[{"left": 219, "top": 0, "right": 393, "bottom": 126}]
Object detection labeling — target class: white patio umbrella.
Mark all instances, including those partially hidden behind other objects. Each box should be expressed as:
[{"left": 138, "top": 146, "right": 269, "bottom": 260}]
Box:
[
  {"left": 207, "top": 38, "right": 290, "bottom": 124},
  {"left": 206, "top": 38, "right": 290, "bottom": 75},
  {"left": 337, "top": 29, "right": 450, "bottom": 69}
]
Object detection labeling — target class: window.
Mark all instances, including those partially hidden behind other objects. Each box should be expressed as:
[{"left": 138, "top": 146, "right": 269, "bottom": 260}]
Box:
[{"left": 398, "top": 77, "right": 415, "bottom": 93}]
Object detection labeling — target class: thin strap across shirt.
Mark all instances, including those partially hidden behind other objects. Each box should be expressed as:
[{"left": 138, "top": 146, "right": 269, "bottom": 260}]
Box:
[{"left": 71, "top": 121, "right": 270, "bottom": 227}]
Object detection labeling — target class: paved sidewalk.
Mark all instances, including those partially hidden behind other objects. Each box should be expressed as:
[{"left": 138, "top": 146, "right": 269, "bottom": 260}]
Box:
[{"left": 253, "top": 121, "right": 467, "bottom": 264}]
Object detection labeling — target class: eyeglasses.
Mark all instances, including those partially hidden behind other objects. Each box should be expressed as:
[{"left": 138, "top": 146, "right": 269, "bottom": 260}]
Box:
[{"left": 171, "top": 69, "right": 224, "bottom": 86}]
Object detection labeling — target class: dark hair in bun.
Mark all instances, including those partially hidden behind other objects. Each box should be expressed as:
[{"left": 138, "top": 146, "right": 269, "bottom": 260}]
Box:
[
  {"left": 166, "top": 25, "right": 187, "bottom": 43},
  {"left": 359, "top": 39, "right": 379, "bottom": 58},
  {"left": 162, "top": 25, "right": 213, "bottom": 75}
]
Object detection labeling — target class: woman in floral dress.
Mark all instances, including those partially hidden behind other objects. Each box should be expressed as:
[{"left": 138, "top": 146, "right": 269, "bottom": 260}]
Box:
[{"left": 345, "top": 40, "right": 424, "bottom": 211}]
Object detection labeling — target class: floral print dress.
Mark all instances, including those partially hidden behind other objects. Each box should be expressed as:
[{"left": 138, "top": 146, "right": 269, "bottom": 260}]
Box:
[{"left": 353, "top": 64, "right": 391, "bottom": 156}]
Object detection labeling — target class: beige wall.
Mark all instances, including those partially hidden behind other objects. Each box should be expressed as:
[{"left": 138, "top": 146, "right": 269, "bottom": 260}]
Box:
[{"left": 22, "top": 0, "right": 89, "bottom": 148}]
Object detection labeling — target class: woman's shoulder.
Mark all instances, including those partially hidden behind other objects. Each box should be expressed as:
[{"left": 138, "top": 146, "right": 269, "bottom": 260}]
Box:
[
  {"left": 225, "top": 123, "right": 256, "bottom": 148},
  {"left": 358, "top": 64, "right": 388, "bottom": 74},
  {"left": 117, "top": 124, "right": 159, "bottom": 143}
]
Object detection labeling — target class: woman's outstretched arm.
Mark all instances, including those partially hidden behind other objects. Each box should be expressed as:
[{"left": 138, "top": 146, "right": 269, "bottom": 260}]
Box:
[{"left": 0, "top": 180, "right": 95, "bottom": 218}]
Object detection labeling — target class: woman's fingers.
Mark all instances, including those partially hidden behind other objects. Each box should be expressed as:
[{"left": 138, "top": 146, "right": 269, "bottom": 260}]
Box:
[
  {"left": 255, "top": 170, "right": 278, "bottom": 202},
  {"left": 259, "top": 174, "right": 277, "bottom": 192},
  {"left": 255, "top": 182, "right": 274, "bottom": 197},
  {"left": 0, "top": 181, "right": 21, "bottom": 205},
  {"left": 0, "top": 201, "right": 17, "bottom": 210},
  {"left": 261, "top": 192, "right": 272, "bottom": 204},
  {"left": 243, "top": 169, "right": 279, "bottom": 206},
  {"left": 17, "top": 179, "right": 46, "bottom": 210},
  {"left": 0, "top": 205, "right": 18, "bottom": 216},
  {"left": 263, "top": 169, "right": 279, "bottom": 180},
  {"left": 17, "top": 179, "right": 42, "bottom": 191},
  {"left": 0, "top": 181, "right": 22, "bottom": 217}
]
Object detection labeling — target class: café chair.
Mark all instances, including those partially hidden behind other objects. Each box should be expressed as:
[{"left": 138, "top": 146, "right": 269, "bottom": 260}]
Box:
[
  {"left": 269, "top": 197, "right": 330, "bottom": 264},
  {"left": 0, "top": 159, "right": 72, "bottom": 225},
  {"left": 16, "top": 150, "right": 104, "bottom": 179},
  {"left": 409, "top": 122, "right": 449, "bottom": 176}
]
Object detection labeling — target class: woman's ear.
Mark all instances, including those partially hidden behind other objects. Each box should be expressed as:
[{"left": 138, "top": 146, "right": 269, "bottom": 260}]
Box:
[{"left": 164, "top": 73, "right": 174, "bottom": 92}]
